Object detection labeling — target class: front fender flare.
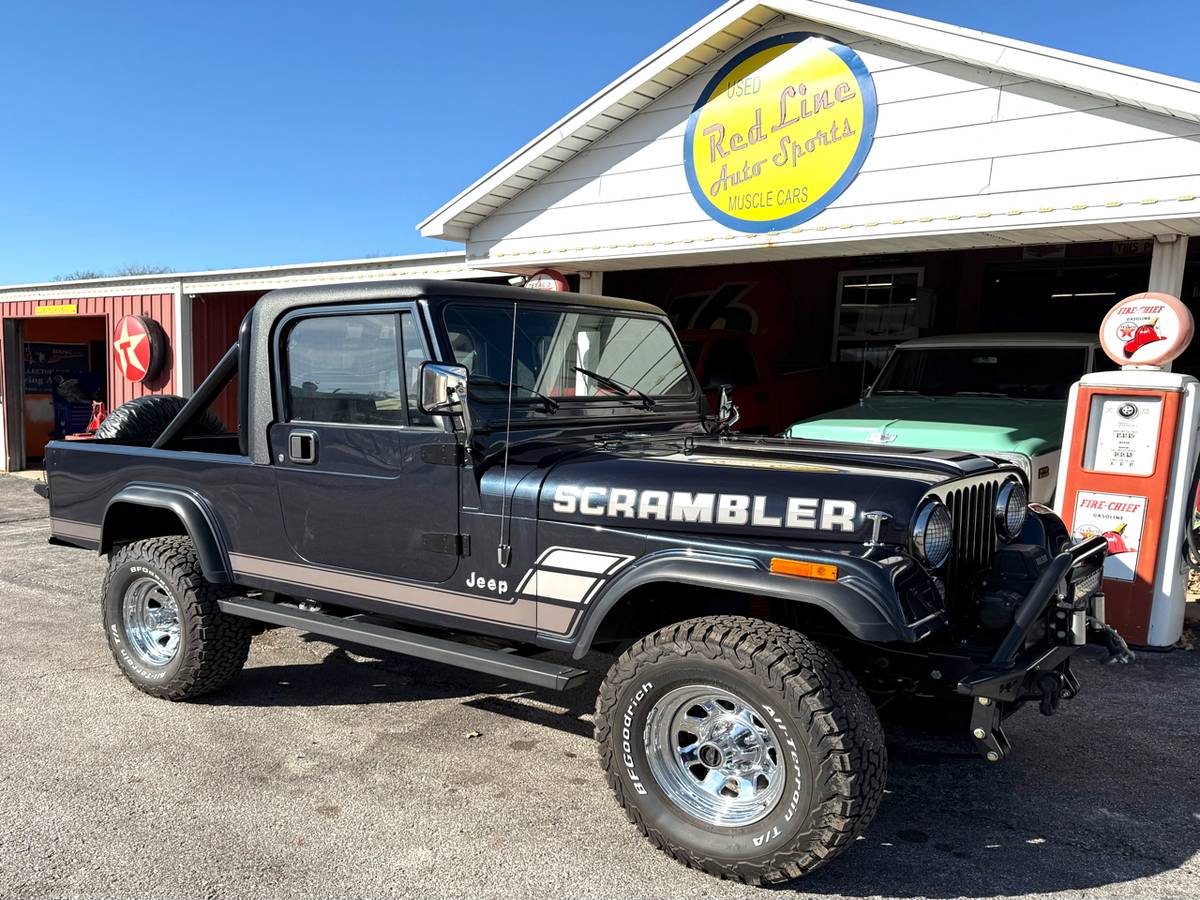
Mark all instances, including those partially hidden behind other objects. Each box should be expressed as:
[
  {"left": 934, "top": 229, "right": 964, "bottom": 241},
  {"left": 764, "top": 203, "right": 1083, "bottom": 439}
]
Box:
[
  {"left": 101, "top": 484, "right": 232, "bottom": 583},
  {"left": 570, "top": 549, "right": 915, "bottom": 659}
]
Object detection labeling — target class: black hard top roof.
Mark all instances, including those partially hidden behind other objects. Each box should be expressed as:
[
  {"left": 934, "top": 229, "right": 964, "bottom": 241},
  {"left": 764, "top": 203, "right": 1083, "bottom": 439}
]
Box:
[
  {"left": 257, "top": 278, "right": 664, "bottom": 317},
  {"left": 244, "top": 280, "right": 668, "bottom": 464}
]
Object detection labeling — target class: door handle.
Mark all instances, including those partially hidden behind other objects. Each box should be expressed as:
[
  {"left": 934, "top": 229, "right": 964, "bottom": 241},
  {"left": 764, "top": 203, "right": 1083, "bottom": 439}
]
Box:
[{"left": 288, "top": 430, "right": 318, "bottom": 465}]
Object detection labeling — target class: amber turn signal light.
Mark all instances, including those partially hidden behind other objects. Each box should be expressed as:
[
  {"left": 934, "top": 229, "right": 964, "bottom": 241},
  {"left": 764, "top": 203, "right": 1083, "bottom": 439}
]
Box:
[{"left": 769, "top": 558, "right": 838, "bottom": 581}]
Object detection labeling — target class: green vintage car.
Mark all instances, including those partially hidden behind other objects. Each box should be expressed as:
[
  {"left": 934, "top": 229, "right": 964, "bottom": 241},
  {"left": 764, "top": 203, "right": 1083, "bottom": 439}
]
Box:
[{"left": 787, "top": 333, "right": 1105, "bottom": 503}]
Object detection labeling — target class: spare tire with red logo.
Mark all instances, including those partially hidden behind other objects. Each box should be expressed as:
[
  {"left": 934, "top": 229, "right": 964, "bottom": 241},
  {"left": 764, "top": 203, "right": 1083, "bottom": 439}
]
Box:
[{"left": 112, "top": 315, "right": 168, "bottom": 383}]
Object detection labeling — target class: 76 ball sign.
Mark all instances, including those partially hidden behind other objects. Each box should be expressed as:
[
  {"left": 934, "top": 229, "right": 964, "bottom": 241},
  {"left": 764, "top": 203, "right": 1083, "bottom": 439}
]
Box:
[{"left": 112, "top": 315, "right": 166, "bottom": 383}]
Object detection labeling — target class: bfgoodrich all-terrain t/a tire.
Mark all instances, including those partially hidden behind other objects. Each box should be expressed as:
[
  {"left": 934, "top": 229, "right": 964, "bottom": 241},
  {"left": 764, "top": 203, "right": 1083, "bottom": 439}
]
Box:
[
  {"left": 595, "top": 616, "right": 887, "bottom": 885},
  {"left": 102, "top": 536, "right": 252, "bottom": 700}
]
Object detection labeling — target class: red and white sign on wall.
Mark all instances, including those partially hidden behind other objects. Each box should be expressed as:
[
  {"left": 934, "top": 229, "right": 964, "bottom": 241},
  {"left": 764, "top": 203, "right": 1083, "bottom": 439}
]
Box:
[
  {"left": 524, "top": 268, "right": 570, "bottom": 292},
  {"left": 1099, "top": 291, "right": 1194, "bottom": 368},
  {"left": 112, "top": 315, "right": 165, "bottom": 383},
  {"left": 1070, "top": 490, "right": 1147, "bottom": 583}
]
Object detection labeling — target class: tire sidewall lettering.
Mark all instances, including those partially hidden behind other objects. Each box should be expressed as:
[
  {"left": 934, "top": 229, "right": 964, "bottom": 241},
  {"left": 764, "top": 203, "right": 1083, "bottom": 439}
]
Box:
[
  {"left": 611, "top": 659, "right": 817, "bottom": 860},
  {"left": 761, "top": 703, "right": 804, "bottom": 825},
  {"left": 104, "top": 556, "right": 183, "bottom": 685},
  {"left": 621, "top": 681, "right": 653, "bottom": 795}
]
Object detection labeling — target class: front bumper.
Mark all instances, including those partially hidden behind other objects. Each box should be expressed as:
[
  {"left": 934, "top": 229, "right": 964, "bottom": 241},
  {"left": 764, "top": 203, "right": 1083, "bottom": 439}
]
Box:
[{"left": 955, "top": 534, "right": 1114, "bottom": 761}]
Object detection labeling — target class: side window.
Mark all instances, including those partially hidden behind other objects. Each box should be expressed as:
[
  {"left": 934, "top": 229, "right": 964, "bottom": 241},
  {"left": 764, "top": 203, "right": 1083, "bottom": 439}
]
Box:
[
  {"left": 399, "top": 311, "right": 433, "bottom": 427},
  {"left": 285, "top": 313, "right": 405, "bottom": 426}
]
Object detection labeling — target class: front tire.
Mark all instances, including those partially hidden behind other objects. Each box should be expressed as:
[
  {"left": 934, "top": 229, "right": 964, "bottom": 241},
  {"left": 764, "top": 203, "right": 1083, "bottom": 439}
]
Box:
[
  {"left": 595, "top": 616, "right": 886, "bottom": 885},
  {"left": 102, "top": 536, "right": 252, "bottom": 700}
]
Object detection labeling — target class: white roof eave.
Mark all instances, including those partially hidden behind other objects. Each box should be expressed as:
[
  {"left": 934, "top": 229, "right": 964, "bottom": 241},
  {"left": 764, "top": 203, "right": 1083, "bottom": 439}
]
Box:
[{"left": 420, "top": 0, "right": 1200, "bottom": 242}]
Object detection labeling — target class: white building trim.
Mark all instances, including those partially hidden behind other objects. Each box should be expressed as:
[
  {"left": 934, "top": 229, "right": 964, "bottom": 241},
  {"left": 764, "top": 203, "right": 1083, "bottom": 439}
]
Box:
[
  {"left": 420, "top": 0, "right": 1200, "bottom": 244},
  {"left": 172, "top": 281, "right": 193, "bottom": 395},
  {"left": 0, "top": 251, "right": 500, "bottom": 305}
]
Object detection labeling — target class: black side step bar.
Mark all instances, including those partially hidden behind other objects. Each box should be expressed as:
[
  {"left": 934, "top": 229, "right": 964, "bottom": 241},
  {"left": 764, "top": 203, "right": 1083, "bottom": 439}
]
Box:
[{"left": 218, "top": 597, "right": 589, "bottom": 691}]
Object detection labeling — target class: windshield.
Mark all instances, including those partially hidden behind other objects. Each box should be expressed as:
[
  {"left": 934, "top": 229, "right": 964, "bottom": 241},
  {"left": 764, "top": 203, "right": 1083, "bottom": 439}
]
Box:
[
  {"left": 872, "top": 346, "right": 1088, "bottom": 400},
  {"left": 442, "top": 303, "right": 695, "bottom": 403}
]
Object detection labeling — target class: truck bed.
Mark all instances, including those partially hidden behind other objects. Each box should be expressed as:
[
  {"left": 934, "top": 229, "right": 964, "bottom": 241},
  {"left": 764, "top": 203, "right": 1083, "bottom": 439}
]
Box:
[{"left": 45, "top": 436, "right": 275, "bottom": 557}]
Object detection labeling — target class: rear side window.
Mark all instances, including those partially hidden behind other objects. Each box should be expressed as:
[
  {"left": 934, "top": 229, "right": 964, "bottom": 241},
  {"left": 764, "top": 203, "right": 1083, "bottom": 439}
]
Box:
[{"left": 285, "top": 313, "right": 406, "bottom": 426}]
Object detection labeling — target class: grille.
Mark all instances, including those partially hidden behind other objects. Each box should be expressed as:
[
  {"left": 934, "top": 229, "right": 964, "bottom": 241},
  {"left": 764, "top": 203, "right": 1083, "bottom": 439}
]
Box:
[{"left": 938, "top": 477, "right": 1003, "bottom": 606}]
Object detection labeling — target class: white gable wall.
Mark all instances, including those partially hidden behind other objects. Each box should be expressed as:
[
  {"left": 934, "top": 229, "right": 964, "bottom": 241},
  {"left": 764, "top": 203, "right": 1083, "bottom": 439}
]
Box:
[{"left": 464, "top": 16, "right": 1200, "bottom": 268}]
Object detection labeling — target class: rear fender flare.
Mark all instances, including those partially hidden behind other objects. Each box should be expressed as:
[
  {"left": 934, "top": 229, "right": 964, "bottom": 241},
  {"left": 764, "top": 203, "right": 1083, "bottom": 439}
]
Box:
[
  {"left": 570, "top": 549, "right": 910, "bottom": 659},
  {"left": 101, "top": 485, "right": 232, "bottom": 583}
]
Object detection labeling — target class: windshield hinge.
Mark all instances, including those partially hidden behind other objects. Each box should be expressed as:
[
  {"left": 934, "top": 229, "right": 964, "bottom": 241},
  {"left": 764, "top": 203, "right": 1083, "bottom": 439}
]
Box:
[{"left": 420, "top": 443, "right": 463, "bottom": 467}]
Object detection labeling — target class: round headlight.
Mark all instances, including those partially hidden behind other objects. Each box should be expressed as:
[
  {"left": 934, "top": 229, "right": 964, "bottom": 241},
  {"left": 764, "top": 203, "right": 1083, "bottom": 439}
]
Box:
[
  {"left": 912, "top": 500, "right": 953, "bottom": 569},
  {"left": 995, "top": 478, "right": 1028, "bottom": 540}
]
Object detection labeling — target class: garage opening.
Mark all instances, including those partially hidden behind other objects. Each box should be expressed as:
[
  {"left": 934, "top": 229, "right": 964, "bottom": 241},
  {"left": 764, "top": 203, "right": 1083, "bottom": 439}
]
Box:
[{"left": 3, "top": 315, "right": 108, "bottom": 470}]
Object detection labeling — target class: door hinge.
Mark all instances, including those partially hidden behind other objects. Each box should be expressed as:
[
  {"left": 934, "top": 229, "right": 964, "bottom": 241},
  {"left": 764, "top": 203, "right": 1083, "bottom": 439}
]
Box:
[
  {"left": 420, "top": 443, "right": 462, "bottom": 466},
  {"left": 422, "top": 532, "right": 470, "bottom": 556}
]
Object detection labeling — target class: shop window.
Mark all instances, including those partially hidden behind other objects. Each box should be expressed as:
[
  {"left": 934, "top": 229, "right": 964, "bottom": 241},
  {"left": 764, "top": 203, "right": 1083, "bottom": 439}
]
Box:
[{"left": 832, "top": 268, "right": 924, "bottom": 368}]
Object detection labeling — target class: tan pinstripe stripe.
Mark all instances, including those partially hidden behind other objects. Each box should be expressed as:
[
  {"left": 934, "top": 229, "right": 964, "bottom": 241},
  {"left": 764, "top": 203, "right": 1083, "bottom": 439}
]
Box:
[
  {"left": 50, "top": 518, "right": 102, "bottom": 541},
  {"left": 227, "top": 552, "right": 579, "bottom": 634}
]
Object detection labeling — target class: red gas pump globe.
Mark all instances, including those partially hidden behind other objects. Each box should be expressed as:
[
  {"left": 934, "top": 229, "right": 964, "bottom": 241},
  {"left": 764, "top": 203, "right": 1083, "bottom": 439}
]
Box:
[
  {"left": 112, "top": 315, "right": 166, "bottom": 383},
  {"left": 1098, "top": 291, "right": 1193, "bottom": 368},
  {"left": 524, "top": 269, "right": 570, "bottom": 292}
]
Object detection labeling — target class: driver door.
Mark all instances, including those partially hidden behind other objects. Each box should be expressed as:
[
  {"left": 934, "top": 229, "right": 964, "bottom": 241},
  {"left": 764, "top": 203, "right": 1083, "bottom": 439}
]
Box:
[{"left": 270, "top": 305, "right": 461, "bottom": 584}]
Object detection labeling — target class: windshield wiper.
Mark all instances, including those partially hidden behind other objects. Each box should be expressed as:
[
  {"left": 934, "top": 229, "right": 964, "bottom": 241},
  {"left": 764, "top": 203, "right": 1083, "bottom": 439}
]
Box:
[
  {"left": 954, "top": 391, "right": 1009, "bottom": 398},
  {"left": 874, "top": 389, "right": 922, "bottom": 396},
  {"left": 573, "top": 366, "right": 656, "bottom": 409},
  {"left": 469, "top": 376, "right": 560, "bottom": 412}
]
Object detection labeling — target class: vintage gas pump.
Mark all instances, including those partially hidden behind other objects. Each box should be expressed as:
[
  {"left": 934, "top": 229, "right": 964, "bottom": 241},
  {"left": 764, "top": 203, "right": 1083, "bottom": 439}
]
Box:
[{"left": 1055, "top": 292, "right": 1199, "bottom": 647}]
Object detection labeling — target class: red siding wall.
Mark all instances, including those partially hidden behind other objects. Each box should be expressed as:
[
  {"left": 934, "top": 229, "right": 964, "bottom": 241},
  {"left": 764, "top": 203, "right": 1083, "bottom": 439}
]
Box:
[
  {"left": 190, "top": 291, "right": 262, "bottom": 429},
  {"left": 0, "top": 294, "right": 177, "bottom": 410}
]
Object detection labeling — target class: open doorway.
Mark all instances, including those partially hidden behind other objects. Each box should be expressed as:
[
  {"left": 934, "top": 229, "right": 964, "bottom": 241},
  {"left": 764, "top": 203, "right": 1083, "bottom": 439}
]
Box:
[{"left": 3, "top": 315, "right": 108, "bottom": 471}]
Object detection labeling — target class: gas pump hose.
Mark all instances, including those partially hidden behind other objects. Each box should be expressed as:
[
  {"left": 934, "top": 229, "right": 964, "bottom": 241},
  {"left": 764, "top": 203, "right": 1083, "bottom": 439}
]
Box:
[{"left": 1185, "top": 449, "right": 1200, "bottom": 571}]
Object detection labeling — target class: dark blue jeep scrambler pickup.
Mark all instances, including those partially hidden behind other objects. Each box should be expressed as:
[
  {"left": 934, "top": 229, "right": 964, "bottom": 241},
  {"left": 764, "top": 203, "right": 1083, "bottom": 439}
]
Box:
[{"left": 44, "top": 280, "right": 1123, "bottom": 885}]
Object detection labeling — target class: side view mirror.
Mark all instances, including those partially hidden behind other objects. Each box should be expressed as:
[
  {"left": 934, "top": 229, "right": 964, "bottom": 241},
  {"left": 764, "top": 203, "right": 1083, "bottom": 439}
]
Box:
[
  {"left": 716, "top": 383, "right": 740, "bottom": 433},
  {"left": 418, "top": 362, "right": 468, "bottom": 416}
]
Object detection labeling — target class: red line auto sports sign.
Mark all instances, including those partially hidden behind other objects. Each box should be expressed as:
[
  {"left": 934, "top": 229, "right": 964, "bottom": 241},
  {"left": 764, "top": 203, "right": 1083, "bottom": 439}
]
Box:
[{"left": 684, "top": 33, "right": 877, "bottom": 233}]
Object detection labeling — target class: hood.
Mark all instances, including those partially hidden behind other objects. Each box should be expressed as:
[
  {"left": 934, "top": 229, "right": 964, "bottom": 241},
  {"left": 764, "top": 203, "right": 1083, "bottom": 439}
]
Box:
[
  {"left": 787, "top": 397, "right": 1067, "bottom": 456},
  {"left": 526, "top": 432, "right": 1007, "bottom": 545}
]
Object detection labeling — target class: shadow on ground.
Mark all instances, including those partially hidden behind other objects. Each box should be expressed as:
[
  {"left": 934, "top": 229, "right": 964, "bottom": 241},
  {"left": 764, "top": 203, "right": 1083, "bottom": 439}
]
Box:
[{"left": 205, "top": 636, "right": 1199, "bottom": 899}]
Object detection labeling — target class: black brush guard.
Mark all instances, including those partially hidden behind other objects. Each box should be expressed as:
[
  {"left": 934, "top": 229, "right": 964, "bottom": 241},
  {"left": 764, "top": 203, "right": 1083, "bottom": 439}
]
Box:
[{"left": 956, "top": 534, "right": 1111, "bottom": 761}]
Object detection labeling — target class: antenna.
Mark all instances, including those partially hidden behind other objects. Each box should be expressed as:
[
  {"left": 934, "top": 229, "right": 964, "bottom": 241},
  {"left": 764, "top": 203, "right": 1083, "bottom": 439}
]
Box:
[
  {"left": 496, "top": 302, "right": 518, "bottom": 567},
  {"left": 858, "top": 348, "right": 869, "bottom": 407}
]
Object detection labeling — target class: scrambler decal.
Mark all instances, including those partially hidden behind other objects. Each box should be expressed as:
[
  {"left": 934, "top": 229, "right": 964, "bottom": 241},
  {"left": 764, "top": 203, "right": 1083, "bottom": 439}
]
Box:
[{"left": 553, "top": 485, "right": 857, "bottom": 532}]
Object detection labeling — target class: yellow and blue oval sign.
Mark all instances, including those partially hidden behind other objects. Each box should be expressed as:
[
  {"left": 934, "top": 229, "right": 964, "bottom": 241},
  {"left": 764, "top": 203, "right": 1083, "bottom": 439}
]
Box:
[{"left": 685, "top": 33, "right": 877, "bottom": 232}]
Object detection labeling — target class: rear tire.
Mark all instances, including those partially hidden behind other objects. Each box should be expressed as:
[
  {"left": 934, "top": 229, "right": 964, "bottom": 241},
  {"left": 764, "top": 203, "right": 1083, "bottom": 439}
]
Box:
[
  {"left": 595, "top": 615, "right": 886, "bottom": 885},
  {"left": 102, "top": 536, "right": 251, "bottom": 700}
]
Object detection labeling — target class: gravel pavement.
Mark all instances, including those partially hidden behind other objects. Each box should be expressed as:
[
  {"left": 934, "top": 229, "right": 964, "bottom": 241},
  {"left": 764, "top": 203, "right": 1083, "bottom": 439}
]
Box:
[{"left": 1, "top": 473, "right": 1198, "bottom": 899}]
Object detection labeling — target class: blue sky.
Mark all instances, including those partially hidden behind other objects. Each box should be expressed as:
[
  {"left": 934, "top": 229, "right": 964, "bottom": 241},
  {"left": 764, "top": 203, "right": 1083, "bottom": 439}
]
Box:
[{"left": 0, "top": 0, "right": 1195, "bottom": 284}]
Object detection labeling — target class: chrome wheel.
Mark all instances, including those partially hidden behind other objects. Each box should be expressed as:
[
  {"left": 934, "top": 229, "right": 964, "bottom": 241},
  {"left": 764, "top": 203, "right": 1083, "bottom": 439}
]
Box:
[
  {"left": 121, "top": 576, "right": 181, "bottom": 666},
  {"left": 644, "top": 685, "right": 787, "bottom": 827}
]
